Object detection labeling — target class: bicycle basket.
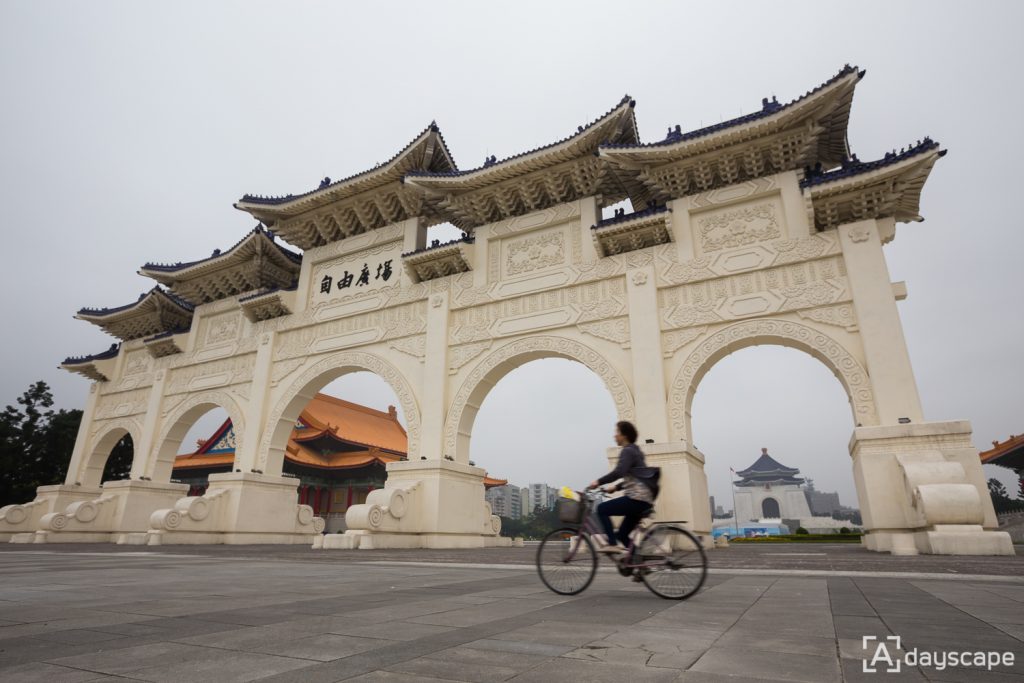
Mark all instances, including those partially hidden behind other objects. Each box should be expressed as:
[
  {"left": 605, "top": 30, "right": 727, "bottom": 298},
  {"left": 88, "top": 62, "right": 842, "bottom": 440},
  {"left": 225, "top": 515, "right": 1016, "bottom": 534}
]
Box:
[{"left": 556, "top": 497, "right": 585, "bottom": 524}]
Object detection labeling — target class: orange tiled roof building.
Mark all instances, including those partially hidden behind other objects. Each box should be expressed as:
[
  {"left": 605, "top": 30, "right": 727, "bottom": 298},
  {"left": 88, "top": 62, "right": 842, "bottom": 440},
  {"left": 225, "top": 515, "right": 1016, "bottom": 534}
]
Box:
[{"left": 172, "top": 393, "right": 505, "bottom": 531}]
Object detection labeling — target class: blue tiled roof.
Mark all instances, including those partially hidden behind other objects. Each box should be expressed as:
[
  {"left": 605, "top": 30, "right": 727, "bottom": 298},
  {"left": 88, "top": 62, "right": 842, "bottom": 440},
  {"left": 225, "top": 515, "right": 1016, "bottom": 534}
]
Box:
[
  {"left": 141, "top": 224, "right": 301, "bottom": 272},
  {"left": 737, "top": 451, "right": 800, "bottom": 477},
  {"left": 402, "top": 234, "right": 475, "bottom": 258},
  {"left": 77, "top": 287, "right": 195, "bottom": 318},
  {"left": 62, "top": 343, "right": 120, "bottom": 366},
  {"left": 601, "top": 65, "right": 863, "bottom": 150},
  {"left": 238, "top": 122, "right": 457, "bottom": 206},
  {"left": 800, "top": 138, "right": 945, "bottom": 188},
  {"left": 404, "top": 95, "right": 636, "bottom": 180},
  {"left": 592, "top": 203, "right": 669, "bottom": 230}
]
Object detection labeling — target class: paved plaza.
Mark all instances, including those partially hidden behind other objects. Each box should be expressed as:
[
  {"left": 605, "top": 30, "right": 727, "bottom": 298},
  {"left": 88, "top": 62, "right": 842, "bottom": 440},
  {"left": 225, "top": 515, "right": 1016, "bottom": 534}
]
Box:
[{"left": 0, "top": 544, "right": 1021, "bottom": 682}]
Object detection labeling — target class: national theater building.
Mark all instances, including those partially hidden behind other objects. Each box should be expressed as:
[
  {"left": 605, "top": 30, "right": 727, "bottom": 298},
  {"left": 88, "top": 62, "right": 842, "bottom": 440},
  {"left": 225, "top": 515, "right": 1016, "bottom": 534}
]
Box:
[{"left": 173, "top": 394, "right": 405, "bottom": 532}]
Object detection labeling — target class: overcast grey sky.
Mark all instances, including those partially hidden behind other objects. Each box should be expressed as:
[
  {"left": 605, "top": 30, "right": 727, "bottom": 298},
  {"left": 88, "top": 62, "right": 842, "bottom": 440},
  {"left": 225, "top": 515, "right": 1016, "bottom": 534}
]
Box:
[{"left": 2, "top": 1, "right": 1022, "bottom": 508}]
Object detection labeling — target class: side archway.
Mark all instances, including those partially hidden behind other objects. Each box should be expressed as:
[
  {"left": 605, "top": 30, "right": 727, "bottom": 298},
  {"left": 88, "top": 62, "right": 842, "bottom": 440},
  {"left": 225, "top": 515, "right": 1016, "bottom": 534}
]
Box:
[
  {"left": 669, "top": 319, "right": 879, "bottom": 442},
  {"left": 77, "top": 418, "right": 142, "bottom": 488},
  {"left": 151, "top": 390, "right": 247, "bottom": 482},
  {"left": 259, "top": 351, "right": 421, "bottom": 475},
  {"left": 443, "top": 335, "right": 635, "bottom": 462}
]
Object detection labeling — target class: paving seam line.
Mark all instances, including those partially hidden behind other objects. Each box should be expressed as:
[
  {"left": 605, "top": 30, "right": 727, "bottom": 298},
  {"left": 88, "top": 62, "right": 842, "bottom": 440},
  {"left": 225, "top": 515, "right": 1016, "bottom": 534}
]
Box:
[{"left": 354, "top": 561, "right": 1024, "bottom": 583}]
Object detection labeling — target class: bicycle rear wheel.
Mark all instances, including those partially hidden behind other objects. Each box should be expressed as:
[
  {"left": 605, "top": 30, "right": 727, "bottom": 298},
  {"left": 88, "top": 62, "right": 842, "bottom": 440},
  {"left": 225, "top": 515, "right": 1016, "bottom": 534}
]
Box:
[
  {"left": 536, "top": 527, "right": 597, "bottom": 595},
  {"left": 635, "top": 525, "right": 707, "bottom": 600}
]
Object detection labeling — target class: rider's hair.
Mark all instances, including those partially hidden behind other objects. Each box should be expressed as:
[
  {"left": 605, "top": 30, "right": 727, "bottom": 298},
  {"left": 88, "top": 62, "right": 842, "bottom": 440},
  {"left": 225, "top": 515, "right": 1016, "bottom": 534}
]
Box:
[{"left": 616, "top": 420, "right": 638, "bottom": 444}]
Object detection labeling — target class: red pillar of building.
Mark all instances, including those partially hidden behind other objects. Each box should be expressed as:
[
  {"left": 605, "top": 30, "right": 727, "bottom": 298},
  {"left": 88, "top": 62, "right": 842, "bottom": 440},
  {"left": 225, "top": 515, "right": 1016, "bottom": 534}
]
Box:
[{"left": 298, "top": 485, "right": 308, "bottom": 505}]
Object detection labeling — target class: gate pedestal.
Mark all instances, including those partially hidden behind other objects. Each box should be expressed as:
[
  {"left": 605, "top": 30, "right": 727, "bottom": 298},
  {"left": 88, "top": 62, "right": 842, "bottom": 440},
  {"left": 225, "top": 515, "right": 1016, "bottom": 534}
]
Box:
[
  {"left": 852, "top": 420, "right": 1014, "bottom": 556},
  {"left": 147, "top": 472, "right": 322, "bottom": 545},
  {"left": 1, "top": 485, "right": 101, "bottom": 542},
  {"left": 324, "top": 459, "right": 501, "bottom": 549},
  {"left": 29, "top": 480, "right": 187, "bottom": 544}
]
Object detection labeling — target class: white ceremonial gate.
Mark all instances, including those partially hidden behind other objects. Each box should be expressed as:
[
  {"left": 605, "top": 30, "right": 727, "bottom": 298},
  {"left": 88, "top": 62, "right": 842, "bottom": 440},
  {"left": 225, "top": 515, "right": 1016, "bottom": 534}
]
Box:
[{"left": 0, "top": 66, "right": 1012, "bottom": 555}]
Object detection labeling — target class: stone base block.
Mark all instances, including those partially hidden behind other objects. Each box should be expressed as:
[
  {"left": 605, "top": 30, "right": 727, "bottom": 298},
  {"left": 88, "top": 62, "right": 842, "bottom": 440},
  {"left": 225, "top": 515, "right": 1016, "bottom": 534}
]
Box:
[
  {"left": 0, "top": 485, "right": 101, "bottom": 542},
  {"left": 148, "top": 530, "right": 316, "bottom": 545},
  {"left": 147, "top": 473, "right": 322, "bottom": 545},
  {"left": 33, "top": 480, "right": 187, "bottom": 544},
  {"left": 916, "top": 526, "right": 1015, "bottom": 556}
]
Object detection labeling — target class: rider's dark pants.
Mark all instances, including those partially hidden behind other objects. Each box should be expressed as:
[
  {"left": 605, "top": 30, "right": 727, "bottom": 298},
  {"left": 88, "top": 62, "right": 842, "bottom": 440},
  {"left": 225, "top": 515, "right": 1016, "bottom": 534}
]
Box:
[{"left": 597, "top": 496, "right": 652, "bottom": 546}]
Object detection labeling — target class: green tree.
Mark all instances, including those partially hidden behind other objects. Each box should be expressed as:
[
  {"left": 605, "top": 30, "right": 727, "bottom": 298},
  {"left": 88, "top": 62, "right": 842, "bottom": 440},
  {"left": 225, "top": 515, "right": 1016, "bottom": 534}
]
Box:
[{"left": 0, "top": 381, "right": 108, "bottom": 507}]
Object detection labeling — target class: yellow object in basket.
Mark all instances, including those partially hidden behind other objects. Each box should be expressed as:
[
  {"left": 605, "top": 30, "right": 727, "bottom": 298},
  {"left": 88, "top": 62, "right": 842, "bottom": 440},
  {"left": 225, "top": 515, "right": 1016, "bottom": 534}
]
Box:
[{"left": 559, "top": 486, "right": 580, "bottom": 501}]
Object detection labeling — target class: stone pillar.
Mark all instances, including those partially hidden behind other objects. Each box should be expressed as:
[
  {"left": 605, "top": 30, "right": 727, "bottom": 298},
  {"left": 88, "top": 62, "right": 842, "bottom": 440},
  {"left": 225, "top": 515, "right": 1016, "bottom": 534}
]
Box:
[
  {"left": 236, "top": 331, "right": 276, "bottom": 474},
  {"left": 138, "top": 370, "right": 169, "bottom": 480},
  {"left": 578, "top": 196, "right": 602, "bottom": 264},
  {"left": 64, "top": 383, "right": 103, "bottom": 487},
  {"left": 838, "top": 218, "right": 923, "bottom": 425},
  {"left": 625, "top": 263, "right": 670, "bottom": 442},
  {"left": 851, "top": 421, "right": 1013, "bottom": 556},
  {"left": 421, "top": 291, "right": 450, "bottom": 460}
]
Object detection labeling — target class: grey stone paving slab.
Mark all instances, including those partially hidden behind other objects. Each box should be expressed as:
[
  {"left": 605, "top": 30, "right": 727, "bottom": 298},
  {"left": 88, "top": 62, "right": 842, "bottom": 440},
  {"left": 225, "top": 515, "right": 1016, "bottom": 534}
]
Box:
[
  {"left": 486, "top": 619, "right": 619, "bottom": 646},
  {"left": 1, "top": 546, "right": 1022, "bottom": 682},
  {"left": 384, "top": 655, "right": 520, "bottom": 682},
  {"left": 48, "top": 641, "right": 312, "bottom": 682},
  {"left": 676, "top": 673, "right": 797, "bottom": 683},
  {"left": 689, "top": 646, "right": 841, "bottom": 683},
  {"left": 0, "top": 661, "right": 117, "bottom": 682},
  {"left": 257, "top": 633, "right": 395, "bottom": 662},
  {"left": 344, "top": 671, "right": 453, "bottom": 682},
  {"left": 328, "top": 619, "right": 460, "bottom": 641},
  {"left": 423, "top": 645, "right": 552, "bottom": 670},
  {"left": 505, "top": 656, "right": 680, "bottom": 682},
  {"left": 712, "top": 628, "right": 836, "bottom": 657},
  {"left": 462, "top": 638, "right": 574, "bottom": 656}
]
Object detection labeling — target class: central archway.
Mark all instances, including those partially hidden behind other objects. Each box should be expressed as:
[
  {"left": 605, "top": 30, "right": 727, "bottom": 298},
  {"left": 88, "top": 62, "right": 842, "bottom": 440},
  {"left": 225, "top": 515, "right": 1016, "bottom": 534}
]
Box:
[
  {"left": 443, "top": 336, "right": 635, "bottom": 462},
  {"left": 260, "top": 351, "right": 421, "bottom": 475},
  {"left": 669, "top": 319, "right": 879, "bottom": 442}
]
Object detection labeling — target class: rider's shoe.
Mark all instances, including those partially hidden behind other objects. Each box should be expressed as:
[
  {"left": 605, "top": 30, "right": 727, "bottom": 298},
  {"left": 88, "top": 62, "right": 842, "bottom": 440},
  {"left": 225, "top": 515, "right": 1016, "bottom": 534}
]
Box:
[{"left": 596, "top": 542, "right": 627, "bottom": 555}]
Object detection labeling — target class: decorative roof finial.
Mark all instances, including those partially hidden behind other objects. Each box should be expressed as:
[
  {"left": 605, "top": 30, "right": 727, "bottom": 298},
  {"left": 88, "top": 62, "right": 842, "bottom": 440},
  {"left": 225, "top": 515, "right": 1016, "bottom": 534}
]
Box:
[{"left": 318, "top": 176, "right": 331, "bottom": 189}]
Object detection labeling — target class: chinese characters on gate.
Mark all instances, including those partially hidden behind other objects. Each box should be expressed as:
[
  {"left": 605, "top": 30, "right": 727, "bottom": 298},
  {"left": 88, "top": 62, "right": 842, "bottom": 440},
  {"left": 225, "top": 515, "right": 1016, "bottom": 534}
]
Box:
[{"left": 320, "top": 259, "right": 394, "bottom": 294}]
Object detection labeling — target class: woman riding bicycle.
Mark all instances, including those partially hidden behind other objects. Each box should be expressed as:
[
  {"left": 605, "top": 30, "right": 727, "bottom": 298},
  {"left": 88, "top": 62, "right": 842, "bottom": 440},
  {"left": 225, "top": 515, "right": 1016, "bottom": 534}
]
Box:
[{"left": 588, "top": 420, "right": 654, "bottom": 555}]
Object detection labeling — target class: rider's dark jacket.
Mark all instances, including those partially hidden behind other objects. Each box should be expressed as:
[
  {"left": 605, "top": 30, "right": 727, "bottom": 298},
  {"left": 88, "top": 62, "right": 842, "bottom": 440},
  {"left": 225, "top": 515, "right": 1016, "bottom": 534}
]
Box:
[{"left": 597, "top": 443, "right": 653, "bottom": 503}]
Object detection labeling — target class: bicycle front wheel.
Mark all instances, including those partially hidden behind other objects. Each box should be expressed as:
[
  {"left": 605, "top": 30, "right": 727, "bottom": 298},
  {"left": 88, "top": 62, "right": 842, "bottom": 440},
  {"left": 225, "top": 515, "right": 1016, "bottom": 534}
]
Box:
[
  {"left": 536, "top": 527, "right": 597, "bottom": 595},
  {"left": 636, "top": 525, "right": 707, "bottom": 600}
]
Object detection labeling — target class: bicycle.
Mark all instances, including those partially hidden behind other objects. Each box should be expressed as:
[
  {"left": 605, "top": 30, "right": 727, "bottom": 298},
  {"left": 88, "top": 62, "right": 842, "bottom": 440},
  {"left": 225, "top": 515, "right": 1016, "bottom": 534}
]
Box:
[{"left": 536, "top": 489, "right": 708, "bottom": 600}]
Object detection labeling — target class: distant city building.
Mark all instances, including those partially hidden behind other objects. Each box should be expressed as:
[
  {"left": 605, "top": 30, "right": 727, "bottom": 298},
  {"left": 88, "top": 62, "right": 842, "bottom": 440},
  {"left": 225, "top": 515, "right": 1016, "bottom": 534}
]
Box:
[
  {"left": 520, "top": 487, "right": 533, "bottom": 518},
  {"left": 803, "top": 478, "right": 842, "bottom": 516},
  {"left": 528, "top": 483, "right": 558, "bottom": 511},
  {"left": 709, "top": 496, "right": 715, "bottom": 518},
  {"left": 486, "top": 484, "right": 530, "bottom": 519}
]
